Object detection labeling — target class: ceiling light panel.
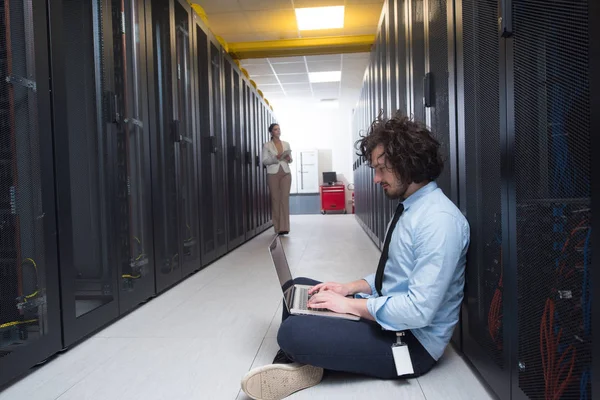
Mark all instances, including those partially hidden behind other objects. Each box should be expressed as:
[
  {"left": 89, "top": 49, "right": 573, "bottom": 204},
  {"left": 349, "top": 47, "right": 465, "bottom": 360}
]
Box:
[
  {"left": 309, "top": 71, "right": 342, "bottom": 83},
  {"left": 295, "top": 6, "right": 345, "bottom": 31}
]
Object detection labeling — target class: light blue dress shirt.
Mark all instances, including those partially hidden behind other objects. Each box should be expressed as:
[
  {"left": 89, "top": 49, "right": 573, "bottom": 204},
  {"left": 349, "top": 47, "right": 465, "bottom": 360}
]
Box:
[{"left": 356, "top": 181, "right": 470, "bottom": 360}]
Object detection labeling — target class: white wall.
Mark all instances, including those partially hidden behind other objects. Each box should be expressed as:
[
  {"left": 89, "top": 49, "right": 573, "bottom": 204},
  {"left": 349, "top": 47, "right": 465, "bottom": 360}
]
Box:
[{"left": 273, "top": 99, "right": 355, "bottom": 184}]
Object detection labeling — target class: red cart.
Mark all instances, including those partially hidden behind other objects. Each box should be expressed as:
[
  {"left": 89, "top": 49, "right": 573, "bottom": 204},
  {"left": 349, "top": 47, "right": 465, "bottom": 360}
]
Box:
[{"left": 320, "top": 184, "right": 347, "bottom": 214}]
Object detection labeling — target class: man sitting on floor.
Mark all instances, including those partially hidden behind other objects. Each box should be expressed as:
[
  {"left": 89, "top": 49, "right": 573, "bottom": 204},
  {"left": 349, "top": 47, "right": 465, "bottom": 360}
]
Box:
[{"left": 241, "top": 113, "right": 470, "bottom": 400}]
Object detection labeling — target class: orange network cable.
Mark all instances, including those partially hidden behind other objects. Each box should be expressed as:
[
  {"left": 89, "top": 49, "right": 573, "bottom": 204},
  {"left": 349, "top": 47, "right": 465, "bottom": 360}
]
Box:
[
  {"left": 540, "top": 298, "right": 576, "bottom": 400},
  {"left": 488, "top": 247, "right": 503, "bottom": 349}
]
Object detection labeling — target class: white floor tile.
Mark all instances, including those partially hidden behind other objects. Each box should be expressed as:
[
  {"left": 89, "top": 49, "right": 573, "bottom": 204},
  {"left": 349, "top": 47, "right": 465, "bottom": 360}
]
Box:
[{"left": 2, "top": 215, "right": 490, "bottom": 400}]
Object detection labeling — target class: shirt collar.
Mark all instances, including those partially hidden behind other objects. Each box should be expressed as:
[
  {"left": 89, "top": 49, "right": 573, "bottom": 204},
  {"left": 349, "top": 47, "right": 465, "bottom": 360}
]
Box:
[{"left": 401, "top": 181, "right": 438, "bottom": 211}]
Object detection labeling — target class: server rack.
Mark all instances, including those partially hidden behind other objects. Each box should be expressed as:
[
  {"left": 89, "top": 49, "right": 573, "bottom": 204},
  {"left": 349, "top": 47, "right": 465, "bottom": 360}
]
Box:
[
  {"left": 50, "top": 0, "right": 121, "bottom": 346},
  {"left": 0, "top": 0, "right": 62, "bottom": 385},
  {"left": 147, "top": 0, "right": 200, "bottom": 294},
  {"left": 193, "top": 17, "right": 216, "bottom": 264},
  {"left": 354, "top": 1, "right": 598, "bottom": 399},
  {"left": 208, "top": 41, "right": 228, "bottom": 259},
  {"left": 244, "top": 84, "right": 256, "bottom": 239},
  {"left": 224, "top": 57, "right": 245, "bottom": 250},
  {"left": 110, "top": 0, "right": 156, "bottom": 314}
]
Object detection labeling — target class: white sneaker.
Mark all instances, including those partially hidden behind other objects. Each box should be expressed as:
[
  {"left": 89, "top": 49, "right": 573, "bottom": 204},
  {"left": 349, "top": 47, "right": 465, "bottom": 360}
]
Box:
[{"left": 241, "top": 362, "right": 324, "bottom": 400}]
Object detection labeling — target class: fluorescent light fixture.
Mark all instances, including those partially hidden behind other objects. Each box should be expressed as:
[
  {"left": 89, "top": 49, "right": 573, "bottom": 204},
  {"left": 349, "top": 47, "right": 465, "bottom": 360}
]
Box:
[
  {"left": 319, "top": 99, "right": 339, "bottom": 109},
  {"left": 309, "top": 71, "right": 342, "bottom": 83},
  {"left": 295, "top": 6, "right": 345, "bottom": 31}
]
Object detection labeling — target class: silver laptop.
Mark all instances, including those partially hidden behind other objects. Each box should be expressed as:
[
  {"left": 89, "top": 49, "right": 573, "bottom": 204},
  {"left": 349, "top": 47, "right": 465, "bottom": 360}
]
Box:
[{"left": 268, "top": 236, "right": 360, "bottom": 321}]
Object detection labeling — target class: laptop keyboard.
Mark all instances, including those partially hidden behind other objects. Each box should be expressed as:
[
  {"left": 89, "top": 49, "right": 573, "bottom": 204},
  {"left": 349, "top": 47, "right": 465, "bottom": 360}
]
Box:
[{"left": 298, "top": 287, "right": 327, "bottom": 311}]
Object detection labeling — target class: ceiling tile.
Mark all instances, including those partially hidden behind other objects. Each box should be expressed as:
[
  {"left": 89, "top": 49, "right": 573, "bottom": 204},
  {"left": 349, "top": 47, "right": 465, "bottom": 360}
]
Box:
[
  {"left": 344, "top": 4, "right": 383, "bottom": 28},
  {"left": 202, "top": 12, "right": 251, "bottom": 34},
  {"left": 272, "top": 62, "right": 307, "bottom": 75},
  {"left": 241, "top": 58, "right": 271, "bottom": 67},
  {"left": 285, "top": 91, "right": 313, "bottom": 98},
  {"left": 313, "top": 91, "right": 340, "bottom": 100},
  {"left": 243, "top": 64, "right": 275, "bottom": 76},
  {"left": 307, "top": 60, "right": 342, "bottom": 73},
  {"left": 282, "top": 83, "right": 311, "bottom": 92},
  {"left": 277, "top": 73, "right": 309, "bottom": 84},
  {"left": 269, "top": 56, "right": 306, "bottom": 64},
  {"left": 343, "top": 52, "right": 371, "bottom": 59},
  {"left": 311, "top": 82, "right": 340, "bottom": 92},
  {"left": 305, "top": 54, "right": 341, "bottom": 63},
  {"left": 253, "top": 76, "right": 280, "bottom": 85},
  {"left": 238, "top": 0, "right": 295, "bottom": 11},
  {"left": 245, "top": 10, "right": 297, "bottom": 32}
]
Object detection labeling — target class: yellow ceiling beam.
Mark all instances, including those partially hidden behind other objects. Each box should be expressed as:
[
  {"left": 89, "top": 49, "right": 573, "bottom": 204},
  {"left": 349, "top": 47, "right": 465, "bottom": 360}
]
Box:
[{"left": 227, "top": 35, "right": 375, "bottom": 60}]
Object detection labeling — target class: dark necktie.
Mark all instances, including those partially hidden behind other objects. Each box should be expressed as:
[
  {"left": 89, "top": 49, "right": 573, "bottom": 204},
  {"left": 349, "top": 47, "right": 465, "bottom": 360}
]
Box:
[{"left": 375, "top": 203, "right": 405, "bottom": 296}]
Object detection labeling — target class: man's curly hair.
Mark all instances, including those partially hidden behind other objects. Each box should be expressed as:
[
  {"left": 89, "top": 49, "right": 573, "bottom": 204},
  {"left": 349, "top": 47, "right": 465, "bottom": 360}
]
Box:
[{"left": 355, "top": 112, "right": 444, "bottom": 184}]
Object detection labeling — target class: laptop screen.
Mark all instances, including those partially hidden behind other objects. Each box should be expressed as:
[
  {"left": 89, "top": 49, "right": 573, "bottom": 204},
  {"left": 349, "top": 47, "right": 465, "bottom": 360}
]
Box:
[{"left": 269, "top": 236, "right": 294, "bottom": 307}]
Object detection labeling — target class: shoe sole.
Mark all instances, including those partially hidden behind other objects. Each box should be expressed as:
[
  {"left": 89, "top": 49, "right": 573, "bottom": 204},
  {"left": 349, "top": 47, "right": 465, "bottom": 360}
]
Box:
[{"left": 241, "top": 363, "right": 324, "bottom": 400}]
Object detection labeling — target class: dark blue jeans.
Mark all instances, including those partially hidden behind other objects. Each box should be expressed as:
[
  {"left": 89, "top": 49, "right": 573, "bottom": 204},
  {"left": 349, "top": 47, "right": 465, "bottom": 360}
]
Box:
[{"left": 276, "top": 278, "right": 437, "bottom": 379}]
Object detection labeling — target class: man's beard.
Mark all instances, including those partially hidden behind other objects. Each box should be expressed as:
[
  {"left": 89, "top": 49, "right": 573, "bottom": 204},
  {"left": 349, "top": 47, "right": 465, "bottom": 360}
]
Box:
[{"left": 382, "top": 180, "right": 407, "bottom": 200}]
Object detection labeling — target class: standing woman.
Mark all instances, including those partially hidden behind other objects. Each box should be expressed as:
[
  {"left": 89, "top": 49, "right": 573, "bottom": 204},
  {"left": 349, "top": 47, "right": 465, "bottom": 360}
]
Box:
[{"left": 262, "top": 123, "right": 292, "bottom": 235}]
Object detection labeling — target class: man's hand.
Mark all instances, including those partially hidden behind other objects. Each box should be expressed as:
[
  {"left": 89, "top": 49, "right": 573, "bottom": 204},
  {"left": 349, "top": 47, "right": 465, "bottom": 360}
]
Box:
[
  {"left": 309, "top": 282, "right": 350, "bottom": 296},
  {"left": 307, "top": 291, "right": 353, "bottom": 314},
  {"left": 307, "top": 293, "right": 374, "bottom": 320}
]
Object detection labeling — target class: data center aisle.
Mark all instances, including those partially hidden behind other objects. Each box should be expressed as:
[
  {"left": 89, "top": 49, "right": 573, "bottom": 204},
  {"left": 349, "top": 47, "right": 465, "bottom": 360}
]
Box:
[{"left": 0, "top": 216, "right": 494, "bottom": 400}]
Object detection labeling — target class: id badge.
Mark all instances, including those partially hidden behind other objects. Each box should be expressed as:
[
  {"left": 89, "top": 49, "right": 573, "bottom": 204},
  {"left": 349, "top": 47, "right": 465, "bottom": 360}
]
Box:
[{"left": 392, "top": 332, "right": 414, "bottom": 376}]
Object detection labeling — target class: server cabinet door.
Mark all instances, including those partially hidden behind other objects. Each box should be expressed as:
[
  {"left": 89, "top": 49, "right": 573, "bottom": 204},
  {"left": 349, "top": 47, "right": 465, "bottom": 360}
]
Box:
[
  {"left": 244, "top": 86, "right": 256, "bottom": 239},
  {"left": 148, "top": 0, "right": 182, "bottom": 292},
  {"left": 174, "top": 0, "right": 200, "bottom": 277},
  {"left": 194, "top": 23, "right": 217, "bottom": 264},
  {"left": 395, "top": 0, "right": 410, "bottom": 115},
  {"left": 50, "top": 0, "right": 119, "bottom": 346},
  {"left": 457, "top": 0, "right": 509, "bottom": 398},
  {"left": 409, "top": 0, "right": 426, "bottom": 123},
  {"left": 252, "top": 95, "right": 260, "bottom": 233},
  {"left": 0, "top": 0, "right": 62, "bottom": 385},
  {"left": 225, "top": 62, "right": 244, "bottom": 250},
  {"left": 510, "top": 2, "right": 592, "bottom": 399},
  {"left": 209, "top": 42, "right": 228, "bottom": 258},
  {"left": 261, "top": 106, "right": 268, "bottom": 229},
  {"left": 110, "top": 0, "right": 156, "bottom": 313},
  {"left": 423, "top": 0, "right": 456, "bottom": 202}
]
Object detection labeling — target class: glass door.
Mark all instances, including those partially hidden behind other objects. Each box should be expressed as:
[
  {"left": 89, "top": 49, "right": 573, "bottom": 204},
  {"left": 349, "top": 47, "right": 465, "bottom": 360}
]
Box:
[
  {"left": 174, "top": 0, "right": 200, "bottom": 277},
  {"left": 149, "top": 0, "right": 181, "bottom": 292},
  {"left": 0, "top": 0, "right": 62, "bottom": 385},
  {"left": 51, "top": 0, "right": 119, "bottom": 346},
  {"left": 110, "top": 0, "right": 156, "bottom": 312}
]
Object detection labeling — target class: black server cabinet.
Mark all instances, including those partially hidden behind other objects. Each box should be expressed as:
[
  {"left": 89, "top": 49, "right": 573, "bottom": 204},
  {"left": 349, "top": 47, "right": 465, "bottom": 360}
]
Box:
[
  {"left": 508, "top": 1, "right": 593, "bottom": 399},
  {"left": 0, "top": 0, "right": 62, "bottom": 386},
  {"left": 456, "top": 0, "right": 508, "bottom": 397},
  {"left": 244, "top": 85, "right": 256, "bottom": 239},
  {"left": 193, "top": 20, "right": 217, "bottom": 264},
  {"left": 224, "top": 59, "right": 245, "bottom": 250},
  {"left": 147, "top": 0, "right": 200, "bottom": 294},
  {"left": 252, "top": 95, "right": 260, "bottom": 233},
  {"left": 423, "top": 0, "right": 457, "bottom": 203},
  {"left": 394, "top": 0, "right": 409, "bottom": 116},
  {"left": 110, "top": 0, "right": 156, "bottom": 314},
  {"left": 408, "top": 0, "right": 426, "bottom": 123},
  {"left": 50, "top": 0, "right": 120, "bottom": 346},
  {"left": 254, "top": 98, "right": 262, "bottom": 231},
  {"left": 208, "top": 41, "right": 228, "bottom": 258}
]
